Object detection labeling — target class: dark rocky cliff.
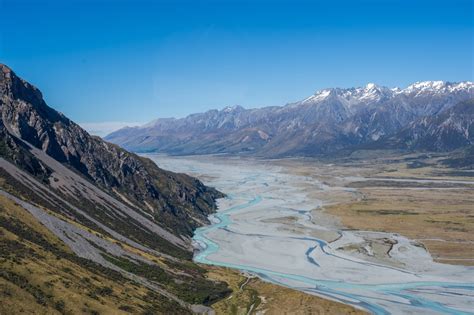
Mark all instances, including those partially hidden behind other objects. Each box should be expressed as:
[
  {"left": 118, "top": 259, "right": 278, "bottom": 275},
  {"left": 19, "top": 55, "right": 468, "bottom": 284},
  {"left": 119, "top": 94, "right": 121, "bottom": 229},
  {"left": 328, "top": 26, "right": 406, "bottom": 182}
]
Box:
[
  {"left": 0, "top": 64, "right": 223, "bottom": 241},
  {"left": 0, "top": 64, "right": 231, "bottom": 313}
]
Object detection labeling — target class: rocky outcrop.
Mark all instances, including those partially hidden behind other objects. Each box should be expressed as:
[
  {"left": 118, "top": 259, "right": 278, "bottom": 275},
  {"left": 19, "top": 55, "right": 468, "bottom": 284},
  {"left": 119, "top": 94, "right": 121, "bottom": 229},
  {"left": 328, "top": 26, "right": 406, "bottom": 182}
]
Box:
[
  {"left": 0, "top": 63, "right": 233, "bottom": 312},
  {"left": 0, "top": 63, "right": 223, "bottom": 240},
  {"left": 377, "top": 99, "right": 474, "bottom": 151}
]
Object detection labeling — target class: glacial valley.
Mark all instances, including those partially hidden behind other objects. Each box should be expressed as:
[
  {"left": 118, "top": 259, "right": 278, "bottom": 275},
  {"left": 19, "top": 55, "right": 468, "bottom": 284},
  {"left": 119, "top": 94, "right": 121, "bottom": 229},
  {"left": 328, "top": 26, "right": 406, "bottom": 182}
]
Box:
[{"left": 148, "top": 153, "right": 474, "bottom": 315}]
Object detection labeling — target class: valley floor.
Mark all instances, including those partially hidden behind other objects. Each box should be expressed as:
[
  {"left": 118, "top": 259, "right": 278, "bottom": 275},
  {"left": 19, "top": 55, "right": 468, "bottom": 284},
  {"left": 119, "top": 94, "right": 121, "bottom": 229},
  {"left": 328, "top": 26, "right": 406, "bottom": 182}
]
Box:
[
  {"left": 274, "top": 152, "right": 474, "bottom": 265},
  {"left": 148, "top": 152, "right": 474, "bottom": 315}
]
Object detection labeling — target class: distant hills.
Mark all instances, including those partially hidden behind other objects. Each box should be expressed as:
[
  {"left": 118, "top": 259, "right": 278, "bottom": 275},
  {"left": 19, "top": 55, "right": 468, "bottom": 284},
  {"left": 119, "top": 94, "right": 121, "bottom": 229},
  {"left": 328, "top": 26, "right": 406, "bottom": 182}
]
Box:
[
  {"left": 106, "top": 81, "right": 474, "bottom": 159},
  {"left": 0, "top": 64, "right": 229, "bottom": 313}
]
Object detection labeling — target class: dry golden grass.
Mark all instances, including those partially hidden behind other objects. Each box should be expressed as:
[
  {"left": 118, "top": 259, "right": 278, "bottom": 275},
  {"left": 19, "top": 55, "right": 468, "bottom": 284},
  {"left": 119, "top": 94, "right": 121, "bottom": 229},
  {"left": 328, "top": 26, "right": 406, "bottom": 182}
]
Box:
[
  {"left": 325, "top": 172, "right": 474, "bottom": 265},
  {"left": 273, "top": 154, "right": 474, "bottom": 266},
  {"left": 206, "top": 266, "right": 366, "bottom": 315},
  {"left": 0, "top": 195, "right": 184, "bottom": 314}
]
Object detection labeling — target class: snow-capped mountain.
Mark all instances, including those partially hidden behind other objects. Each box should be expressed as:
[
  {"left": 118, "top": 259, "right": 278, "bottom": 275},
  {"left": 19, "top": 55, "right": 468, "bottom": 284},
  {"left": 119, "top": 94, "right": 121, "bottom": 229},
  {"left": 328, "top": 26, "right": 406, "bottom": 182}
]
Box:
[
  {"left": 105, "top": 81, "right": 474, "bottom": 157},
  {"left": 300, "top": 83, "right": 394, "bottom": 109}
]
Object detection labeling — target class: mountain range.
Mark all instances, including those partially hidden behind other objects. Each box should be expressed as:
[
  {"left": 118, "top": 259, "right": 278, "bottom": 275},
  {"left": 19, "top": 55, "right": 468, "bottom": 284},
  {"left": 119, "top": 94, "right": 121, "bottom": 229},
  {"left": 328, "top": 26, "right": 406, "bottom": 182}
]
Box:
[
  {"left": 0, "top": 63, "right": 230, "bottom": 314},
  {"left": 1, "top": 62, "right": 473, "bottom": 313},
  {"left": 374, "top": 98, "right": 474, "bottom": 152},
  {"left": 106, "top": 81, "right": 474, "bottom": 158}
]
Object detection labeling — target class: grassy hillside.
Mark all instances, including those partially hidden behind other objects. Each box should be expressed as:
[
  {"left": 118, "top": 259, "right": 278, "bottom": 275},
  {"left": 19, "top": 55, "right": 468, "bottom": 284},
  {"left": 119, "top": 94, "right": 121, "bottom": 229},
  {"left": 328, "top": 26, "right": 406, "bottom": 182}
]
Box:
[{"left": 0, "top": 194, "right": 191, "bottom": 314}]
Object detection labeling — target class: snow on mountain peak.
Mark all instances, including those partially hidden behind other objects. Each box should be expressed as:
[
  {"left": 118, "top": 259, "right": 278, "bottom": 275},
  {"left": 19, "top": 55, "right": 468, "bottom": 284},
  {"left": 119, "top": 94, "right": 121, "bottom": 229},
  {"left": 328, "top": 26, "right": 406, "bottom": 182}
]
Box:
[
  {"left": 302, "top": 89, "right": 332, "bottom": 104},
  {"left": 455, "top": 81, "right": 474, "bottom": 89},
  {"left": 357, "top": 83, "right": 392, "bottom": 101},
  {"left": 404, "top": 81, "right": 474, "bottom": 96},
  {"left": 366, "top": 83, "right": 377, "bottom": 90},
  {"left": 298, "top": 81, "right": 472, "bottom": 108},
  {"left": 406, "top": 80, "right": 446, "bottom": 92},
  {"left": 222, "top": 105, "right": 244, "bottom": 113}
]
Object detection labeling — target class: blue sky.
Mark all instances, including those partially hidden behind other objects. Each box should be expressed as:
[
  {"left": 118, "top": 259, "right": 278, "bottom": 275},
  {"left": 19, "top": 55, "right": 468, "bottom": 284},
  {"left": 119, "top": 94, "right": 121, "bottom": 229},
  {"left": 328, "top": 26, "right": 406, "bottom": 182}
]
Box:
[{"left": 1, "top": 0, "right": 473, "bottom": 133}]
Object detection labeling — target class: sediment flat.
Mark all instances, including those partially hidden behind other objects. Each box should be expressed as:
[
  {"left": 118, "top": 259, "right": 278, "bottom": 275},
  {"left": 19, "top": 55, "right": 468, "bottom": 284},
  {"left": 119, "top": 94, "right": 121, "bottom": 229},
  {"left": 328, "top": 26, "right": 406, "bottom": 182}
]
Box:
[{"left": 147, "top": 154, "right": 474, "bottom": 314}]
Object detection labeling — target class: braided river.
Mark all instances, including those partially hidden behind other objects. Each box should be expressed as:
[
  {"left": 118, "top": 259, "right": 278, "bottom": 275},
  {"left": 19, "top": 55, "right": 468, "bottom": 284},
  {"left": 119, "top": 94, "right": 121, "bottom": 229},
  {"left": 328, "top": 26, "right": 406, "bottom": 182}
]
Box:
[{"left": 148, "top": 154, "right": 474, "bottom": 314}]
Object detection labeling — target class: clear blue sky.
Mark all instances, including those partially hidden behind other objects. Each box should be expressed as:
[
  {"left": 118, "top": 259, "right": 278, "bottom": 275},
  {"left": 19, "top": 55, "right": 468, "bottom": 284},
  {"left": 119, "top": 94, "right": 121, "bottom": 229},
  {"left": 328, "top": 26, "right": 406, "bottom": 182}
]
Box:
[{"left": 1, "top": 0, "right": 473, "bottom": 127}]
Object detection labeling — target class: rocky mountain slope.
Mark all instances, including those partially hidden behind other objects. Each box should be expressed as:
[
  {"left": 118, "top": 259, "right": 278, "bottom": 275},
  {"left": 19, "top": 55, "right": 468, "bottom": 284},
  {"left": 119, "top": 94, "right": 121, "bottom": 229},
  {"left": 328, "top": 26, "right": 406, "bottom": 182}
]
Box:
[
  {"left": 106, "top": 81, "right": 473, "bottom": 157},
  {"left": 0, "top": 64, "right": 230, "bottom": 314},
  {"left": 373, "top": 99, "right": 474, "bottom": 151},
  {"left": 1, "top": 64, "right": 223, "bottom": 240}
]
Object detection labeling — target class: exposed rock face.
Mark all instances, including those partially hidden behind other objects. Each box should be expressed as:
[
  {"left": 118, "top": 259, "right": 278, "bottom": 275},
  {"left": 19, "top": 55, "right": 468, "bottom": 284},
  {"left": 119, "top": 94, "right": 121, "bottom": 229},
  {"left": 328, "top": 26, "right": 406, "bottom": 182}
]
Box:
[
  {"left": 0, "top": 63, "right": 223, "bottom": 240},
  {"left": 378, "top": 99, "right": 474, "bottom": 151},
  {"left": 106, "top": 81, "right": 474, "bottom": 157},
  {"left": 0, "top": 64, "right": 233, "bottom": 312}
]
